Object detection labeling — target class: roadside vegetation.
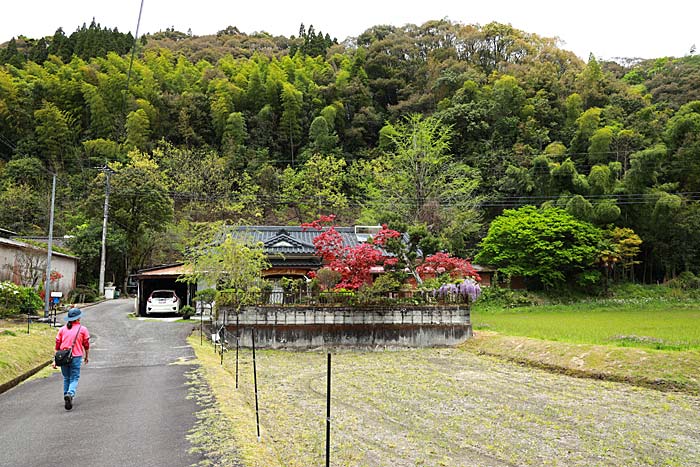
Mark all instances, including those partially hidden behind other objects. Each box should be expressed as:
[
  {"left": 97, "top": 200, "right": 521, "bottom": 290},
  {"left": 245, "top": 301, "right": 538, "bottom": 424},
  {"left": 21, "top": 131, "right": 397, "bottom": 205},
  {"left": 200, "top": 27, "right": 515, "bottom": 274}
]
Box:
[{"left": 0, "top": 320, "right": 55, "bottom": 388}]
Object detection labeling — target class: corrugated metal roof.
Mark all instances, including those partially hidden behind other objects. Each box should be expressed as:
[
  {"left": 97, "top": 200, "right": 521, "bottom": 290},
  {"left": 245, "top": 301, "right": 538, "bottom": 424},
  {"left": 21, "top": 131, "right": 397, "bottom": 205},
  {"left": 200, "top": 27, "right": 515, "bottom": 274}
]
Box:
[
  {"left": 135, "top": 263, "right": 191, "bottom": 278},
  {"left": 0, "top": 237, "right": 78, "bottom": 259}
]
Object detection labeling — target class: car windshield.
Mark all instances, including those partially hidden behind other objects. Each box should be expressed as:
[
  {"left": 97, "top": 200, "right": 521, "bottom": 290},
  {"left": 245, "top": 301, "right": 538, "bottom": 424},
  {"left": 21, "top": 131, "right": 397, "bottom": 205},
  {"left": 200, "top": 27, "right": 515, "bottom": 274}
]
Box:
[{"left": 151, "top": 291, "right": 175, "bottom": 299}]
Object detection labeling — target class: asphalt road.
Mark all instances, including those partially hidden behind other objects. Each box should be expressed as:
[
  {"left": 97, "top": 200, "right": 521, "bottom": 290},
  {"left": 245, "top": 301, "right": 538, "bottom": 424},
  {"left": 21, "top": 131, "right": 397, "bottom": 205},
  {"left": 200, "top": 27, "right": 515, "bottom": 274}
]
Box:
[{"left": 0, "top": 299, "right": 204, "bottom": 467}]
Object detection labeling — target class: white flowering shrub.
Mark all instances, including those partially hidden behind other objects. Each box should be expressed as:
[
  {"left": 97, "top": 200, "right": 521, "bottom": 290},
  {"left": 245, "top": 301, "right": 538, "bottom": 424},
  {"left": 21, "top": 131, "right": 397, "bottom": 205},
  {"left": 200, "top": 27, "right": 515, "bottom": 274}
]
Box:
[{"left": 0, "top": 281, "right": 43, "bottom": 317}]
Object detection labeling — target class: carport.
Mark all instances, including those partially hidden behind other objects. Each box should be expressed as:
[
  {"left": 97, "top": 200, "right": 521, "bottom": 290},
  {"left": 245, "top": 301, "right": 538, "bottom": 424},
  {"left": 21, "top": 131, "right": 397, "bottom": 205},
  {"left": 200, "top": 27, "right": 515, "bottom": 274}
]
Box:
[{"left": 134, "top": 263, "right": 194, "bottom": 316}]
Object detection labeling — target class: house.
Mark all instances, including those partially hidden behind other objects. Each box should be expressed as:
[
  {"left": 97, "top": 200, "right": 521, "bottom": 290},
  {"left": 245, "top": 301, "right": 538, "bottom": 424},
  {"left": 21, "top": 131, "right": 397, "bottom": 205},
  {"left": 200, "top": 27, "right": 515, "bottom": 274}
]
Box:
[
  {"left": 233, "top": 225, "right": 380, "bottom": 280},
  {"left": 133, "top": 225, "right": 382, "bottom": 315},
  {"left": 472, "top": 264, "right": 496, "bottom": 286},
  {"left": 0, "top": 236, "right": 78, "bottom": 296}
]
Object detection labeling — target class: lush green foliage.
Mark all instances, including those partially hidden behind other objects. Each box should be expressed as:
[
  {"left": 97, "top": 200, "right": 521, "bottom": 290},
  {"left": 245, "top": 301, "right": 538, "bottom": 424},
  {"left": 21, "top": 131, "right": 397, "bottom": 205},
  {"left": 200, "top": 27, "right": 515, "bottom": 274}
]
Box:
[
  {"left": 180, "top": 225, "right": 270, "bottom": 309},
  {"left": 476, "top": 206, "right": 601, "bottom": 287},
  {"left": 0, "top": 281, "right": 44, "bottom": 316},
  {"left": 2, "top": 19, "right": 700, "bottom": 290}
]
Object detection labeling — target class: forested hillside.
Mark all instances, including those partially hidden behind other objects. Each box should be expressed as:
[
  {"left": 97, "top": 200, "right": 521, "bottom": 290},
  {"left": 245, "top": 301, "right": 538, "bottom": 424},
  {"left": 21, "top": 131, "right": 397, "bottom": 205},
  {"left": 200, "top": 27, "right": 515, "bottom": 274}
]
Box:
[{"left": 1, "top": 19, "right": 699, "bottom": 289}]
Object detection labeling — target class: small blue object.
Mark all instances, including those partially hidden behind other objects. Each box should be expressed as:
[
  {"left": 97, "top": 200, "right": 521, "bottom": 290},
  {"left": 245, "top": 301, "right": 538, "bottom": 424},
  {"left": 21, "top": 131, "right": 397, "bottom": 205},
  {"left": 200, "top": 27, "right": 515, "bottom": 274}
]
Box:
[{"left": 52, "top": 297, "right": 60, "bottom": 304}]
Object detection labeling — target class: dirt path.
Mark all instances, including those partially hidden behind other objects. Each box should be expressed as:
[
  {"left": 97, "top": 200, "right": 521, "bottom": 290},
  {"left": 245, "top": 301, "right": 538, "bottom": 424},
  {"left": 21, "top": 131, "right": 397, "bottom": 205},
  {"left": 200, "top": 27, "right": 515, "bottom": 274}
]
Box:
[{"left": 216, "top": 346, "right": 700, "bottom": 466}]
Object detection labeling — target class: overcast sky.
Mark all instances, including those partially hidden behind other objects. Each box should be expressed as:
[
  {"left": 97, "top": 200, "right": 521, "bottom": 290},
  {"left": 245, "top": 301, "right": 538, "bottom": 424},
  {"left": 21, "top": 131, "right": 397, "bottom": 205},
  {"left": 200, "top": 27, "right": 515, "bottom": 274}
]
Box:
[{"left": 2, "top": 0, "right": 697, "bottom": 61}]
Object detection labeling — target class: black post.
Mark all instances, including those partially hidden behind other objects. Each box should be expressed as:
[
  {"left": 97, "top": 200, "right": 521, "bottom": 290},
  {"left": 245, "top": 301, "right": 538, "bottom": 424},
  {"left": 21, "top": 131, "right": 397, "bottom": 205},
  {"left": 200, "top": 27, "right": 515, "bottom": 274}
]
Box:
[
  {"left": 235, "top": 312, "right": 239, "bottom": 389},
  {"left": 252, "top": 327, "right": 260, "bottom": 441},
  {"left": 326, "top": 352, "right": 331, "bottom": 467},
  {"left": 27, "top": 314, "right": 30, "bottom": 334},
  {"left": 199, "top": 304, "right": 203, "bottom": 346},
  {"left": 220, "top": 325, "right": 225, "bottom": 365},
  {"left": 212, "top": 312, "right": 217, "bottom": 351}
]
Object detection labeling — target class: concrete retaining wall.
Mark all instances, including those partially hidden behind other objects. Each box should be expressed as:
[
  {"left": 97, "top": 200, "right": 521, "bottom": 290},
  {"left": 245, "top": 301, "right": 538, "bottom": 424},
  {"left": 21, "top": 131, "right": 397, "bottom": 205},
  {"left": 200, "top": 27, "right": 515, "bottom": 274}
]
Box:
[{"left": 218, "top": 305, "right": 471, "bottom": 348}]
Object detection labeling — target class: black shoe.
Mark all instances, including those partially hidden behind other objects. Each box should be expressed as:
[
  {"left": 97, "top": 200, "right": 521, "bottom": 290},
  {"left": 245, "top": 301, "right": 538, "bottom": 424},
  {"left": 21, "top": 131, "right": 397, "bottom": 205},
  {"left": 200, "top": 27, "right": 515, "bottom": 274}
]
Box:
[{"left": 64, "top": 394, "right": 73, "bottom": 410}]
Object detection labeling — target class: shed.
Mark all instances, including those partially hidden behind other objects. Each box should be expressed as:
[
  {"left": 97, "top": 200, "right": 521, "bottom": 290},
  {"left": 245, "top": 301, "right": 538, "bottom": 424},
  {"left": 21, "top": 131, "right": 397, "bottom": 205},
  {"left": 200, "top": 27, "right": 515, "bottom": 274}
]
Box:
[
  {"left": 0, "top": 237, "right": 78, "bottom": 296},
  {"left": 134, "top": 263, "right": 194, "bottom": 316}
]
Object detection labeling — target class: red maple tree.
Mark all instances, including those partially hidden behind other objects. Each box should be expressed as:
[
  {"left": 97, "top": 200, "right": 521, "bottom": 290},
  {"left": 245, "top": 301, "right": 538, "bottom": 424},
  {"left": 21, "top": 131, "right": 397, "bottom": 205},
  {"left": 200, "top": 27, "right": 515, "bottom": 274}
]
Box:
[
  {"left": 302, "top": 217, "right": 398, "bottom": 289},
  {"left": 416, "top": 252, "right": 481, "bottom": 281}
]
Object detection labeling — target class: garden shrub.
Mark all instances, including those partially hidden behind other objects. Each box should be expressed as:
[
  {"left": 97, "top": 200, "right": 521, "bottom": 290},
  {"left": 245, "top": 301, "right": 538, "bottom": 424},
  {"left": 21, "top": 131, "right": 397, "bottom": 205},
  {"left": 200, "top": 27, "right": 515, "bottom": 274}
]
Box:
[
  {"left": 314, "top": 268, "right": 341, "bottom": 290},
  {"left": 667, "top": 271, "right": 700, "bottom": 290},
  {"left": 67, "top": 285, "right": 99, "bottom": 303},
  {"left": 0, "top": 281, "right": 43, "bottom": 317},
  {"left": 476, "top": 286, "right": 544, "bottom": 308},
  {"left": 369, "top": 274, "right": 402, "bottom": 293},
  {"left": 180, "top": 305, "right": 195, "bottom": 319}
]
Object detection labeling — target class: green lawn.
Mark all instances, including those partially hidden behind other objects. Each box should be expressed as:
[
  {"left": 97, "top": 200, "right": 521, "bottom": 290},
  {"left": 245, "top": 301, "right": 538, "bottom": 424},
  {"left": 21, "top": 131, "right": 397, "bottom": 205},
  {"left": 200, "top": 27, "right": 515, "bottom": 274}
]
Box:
[{"left": 472, "top": 300, "right": 700, "bottom": 350}]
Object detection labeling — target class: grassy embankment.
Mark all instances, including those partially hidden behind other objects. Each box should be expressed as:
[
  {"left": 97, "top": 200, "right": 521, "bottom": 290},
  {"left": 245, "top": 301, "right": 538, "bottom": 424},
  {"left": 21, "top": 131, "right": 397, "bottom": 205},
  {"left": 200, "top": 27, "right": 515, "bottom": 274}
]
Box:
[{"left": 0, "top": 320, "right": 55, "bottom": 389}]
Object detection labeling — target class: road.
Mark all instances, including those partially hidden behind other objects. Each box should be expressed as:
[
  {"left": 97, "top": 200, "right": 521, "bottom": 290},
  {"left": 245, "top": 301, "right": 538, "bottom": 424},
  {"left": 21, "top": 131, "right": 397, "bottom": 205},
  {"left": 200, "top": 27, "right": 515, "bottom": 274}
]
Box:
[{"left": 0, "top": 299, "right": 204, "bottom": 467}]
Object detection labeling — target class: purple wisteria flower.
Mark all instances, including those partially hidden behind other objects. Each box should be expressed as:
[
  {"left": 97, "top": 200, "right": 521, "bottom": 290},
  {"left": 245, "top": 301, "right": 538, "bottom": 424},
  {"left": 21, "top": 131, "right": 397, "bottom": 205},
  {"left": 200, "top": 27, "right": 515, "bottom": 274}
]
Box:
[{"left": 434, "top": 279, "right": 481, "bottom": 303}]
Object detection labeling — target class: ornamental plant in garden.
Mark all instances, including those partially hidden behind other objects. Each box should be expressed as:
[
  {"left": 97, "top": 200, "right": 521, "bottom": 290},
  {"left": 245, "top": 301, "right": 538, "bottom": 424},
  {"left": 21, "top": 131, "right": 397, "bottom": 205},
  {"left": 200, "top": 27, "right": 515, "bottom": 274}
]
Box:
[
  {"left": 416, "top": 252, "right": 481, "bottom": 282},
  {"left": 50, "top": 270, "right": 63, "bottom": 282},
  {"left": 302, "top": 216, "right": 400, "bottom": 289},
  {"left": 0, "top": 281, "right": 44, "bottom": 317},
  {"left": 302, "top": 216, "right": 481, "bottom": 291},
  {"left": 434, "top": 279, "right": 482, "bottom": 303}
]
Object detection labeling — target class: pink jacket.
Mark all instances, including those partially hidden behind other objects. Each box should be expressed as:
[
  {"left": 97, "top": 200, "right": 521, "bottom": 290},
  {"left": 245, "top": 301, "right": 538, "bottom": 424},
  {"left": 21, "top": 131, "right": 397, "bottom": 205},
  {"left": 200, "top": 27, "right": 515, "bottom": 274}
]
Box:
[{"left": 55, "top": 325, "right": 90, "bottom": 357}]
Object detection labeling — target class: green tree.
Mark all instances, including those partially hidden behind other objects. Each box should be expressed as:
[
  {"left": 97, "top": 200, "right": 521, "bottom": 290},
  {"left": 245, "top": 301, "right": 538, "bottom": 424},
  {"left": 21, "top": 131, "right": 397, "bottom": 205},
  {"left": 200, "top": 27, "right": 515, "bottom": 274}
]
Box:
[
  {"left": 279, "top": 153, "right": 348, "bottom": 222},
  {"left": 664, "top": 101, "right": 700, "bottom": 191},
  {"left": 180, "top": 225, "right": 270, "bottom": 312},
  {"left": 2, "top": 157, "right": 47, "bottom": 189},
  {"left": 368, "top": 114, "right": 481, "bottom": 248},
  {"left": 221, "top": 111, "right": 248, "bottom": 168},
  {"left": 34, "top": 101, "right": 75, "bottom": 171},
  {"left": 125, "top": 109, "right": 151, "bottom": 150},
  {"left": 279, "top": 83, "right": 304, "bottom": 165},
  {"left": 476, "top": 205, "right": 602, "bottom": 288},
  {"left": 588, "top": 127, "right": 613, "bottom": 165},
  {"left": 307, "top": 115, "right": 339, "bottom": 153},
  {"left": 93, "top": 152, "right": 174, "bottom": 291},
  {"left": 0, "top": 183, "right": 46, "bottom": 234},
  {"left": 569, "top": 107, "right": 601, "bottom": 158}
]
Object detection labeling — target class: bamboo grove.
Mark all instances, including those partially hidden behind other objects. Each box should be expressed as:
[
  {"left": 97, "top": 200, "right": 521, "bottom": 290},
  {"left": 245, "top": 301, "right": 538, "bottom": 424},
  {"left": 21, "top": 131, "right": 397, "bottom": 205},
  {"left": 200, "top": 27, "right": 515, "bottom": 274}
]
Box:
[{"left": 1, "top": 19, "right": 700, "bottom": 288}]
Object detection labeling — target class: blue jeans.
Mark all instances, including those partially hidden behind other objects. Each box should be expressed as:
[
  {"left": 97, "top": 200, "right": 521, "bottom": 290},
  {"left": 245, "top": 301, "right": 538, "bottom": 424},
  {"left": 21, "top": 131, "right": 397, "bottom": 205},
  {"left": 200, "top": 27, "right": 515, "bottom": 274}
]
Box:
[{"left": 60, "top": 356, "right": 82, "bottom": 397}]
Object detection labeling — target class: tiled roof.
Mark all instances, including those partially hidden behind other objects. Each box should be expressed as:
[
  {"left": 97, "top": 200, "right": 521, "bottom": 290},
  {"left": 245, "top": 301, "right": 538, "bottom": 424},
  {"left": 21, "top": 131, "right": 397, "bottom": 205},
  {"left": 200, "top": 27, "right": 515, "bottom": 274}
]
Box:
[{"left": 234, "top": 226, "right": 366, "bottom": 256}]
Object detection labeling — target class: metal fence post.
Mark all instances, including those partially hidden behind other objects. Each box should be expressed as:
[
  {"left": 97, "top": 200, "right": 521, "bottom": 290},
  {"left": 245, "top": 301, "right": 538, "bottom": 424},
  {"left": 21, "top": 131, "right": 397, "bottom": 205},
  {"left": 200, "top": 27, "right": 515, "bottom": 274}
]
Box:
[
  {"left": 326, "top": 352, "right": 331, "bottom": 467},
  {"left": 252, "top": 327, "right": 260, "bottom": 441}
]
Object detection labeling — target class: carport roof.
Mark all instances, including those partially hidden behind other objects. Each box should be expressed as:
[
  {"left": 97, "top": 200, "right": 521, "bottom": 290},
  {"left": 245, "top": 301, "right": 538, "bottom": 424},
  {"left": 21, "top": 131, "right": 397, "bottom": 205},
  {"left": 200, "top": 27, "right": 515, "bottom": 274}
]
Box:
[{"left": 135, "top": 263, "right": 191, "bottom": 278}]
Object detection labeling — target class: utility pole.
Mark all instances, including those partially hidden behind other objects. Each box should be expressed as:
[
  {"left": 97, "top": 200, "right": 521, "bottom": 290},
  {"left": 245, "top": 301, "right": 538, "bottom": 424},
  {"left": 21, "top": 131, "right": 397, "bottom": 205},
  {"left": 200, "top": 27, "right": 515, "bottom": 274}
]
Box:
[
  {"left": 98, "top": 167, "right": 113, "bottom": 297},
  {"left": 43, "top": 173, "right": 56, "bottom": 318}
]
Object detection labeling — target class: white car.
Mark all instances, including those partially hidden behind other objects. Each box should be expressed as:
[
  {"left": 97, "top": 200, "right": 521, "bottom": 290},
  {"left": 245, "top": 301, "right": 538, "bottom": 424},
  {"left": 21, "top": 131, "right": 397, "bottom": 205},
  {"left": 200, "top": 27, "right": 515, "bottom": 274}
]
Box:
[{"left": 146, "top": 290, "right": 181, "bottom": 315}]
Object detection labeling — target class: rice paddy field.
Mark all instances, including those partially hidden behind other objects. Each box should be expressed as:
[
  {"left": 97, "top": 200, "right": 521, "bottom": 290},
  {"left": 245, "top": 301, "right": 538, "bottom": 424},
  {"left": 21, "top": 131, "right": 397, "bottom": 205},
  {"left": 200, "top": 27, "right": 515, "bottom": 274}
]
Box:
[
  {"left": 186, "top": 296, "right": 700, "bottom": 466},
  {"left": 187, "top": 338, "right": 700, "bottom": 467},
  {"left": 471, "top": 299, "right": 700, "bottom": 350}
]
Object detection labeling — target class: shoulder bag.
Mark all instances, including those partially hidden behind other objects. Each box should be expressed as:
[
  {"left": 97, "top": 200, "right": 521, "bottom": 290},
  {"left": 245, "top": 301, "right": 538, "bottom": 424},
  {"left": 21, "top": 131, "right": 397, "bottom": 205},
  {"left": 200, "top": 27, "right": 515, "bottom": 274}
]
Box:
[{"left": 54, "top": 325, "right": 82, "bottom": 367}]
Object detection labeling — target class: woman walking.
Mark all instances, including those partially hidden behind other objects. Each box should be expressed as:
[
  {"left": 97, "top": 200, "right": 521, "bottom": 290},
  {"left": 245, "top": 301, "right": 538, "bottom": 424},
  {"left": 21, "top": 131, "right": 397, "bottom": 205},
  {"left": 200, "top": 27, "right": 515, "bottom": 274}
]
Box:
[{"left": 53, "top": 307, "right": 90, "bottom": 410}]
